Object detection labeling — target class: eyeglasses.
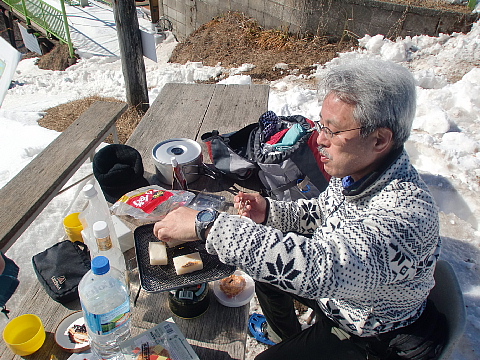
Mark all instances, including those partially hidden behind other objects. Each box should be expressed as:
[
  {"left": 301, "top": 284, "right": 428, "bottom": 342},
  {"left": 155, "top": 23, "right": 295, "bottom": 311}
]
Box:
[{"left": 312, "top": 121, "right": 363, "bottom": 139}]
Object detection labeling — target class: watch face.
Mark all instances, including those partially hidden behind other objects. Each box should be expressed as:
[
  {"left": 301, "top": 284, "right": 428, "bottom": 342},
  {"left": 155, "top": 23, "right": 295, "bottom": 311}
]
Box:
[{"left": 198, "top": 210, "right": 216, "bottom": 222}]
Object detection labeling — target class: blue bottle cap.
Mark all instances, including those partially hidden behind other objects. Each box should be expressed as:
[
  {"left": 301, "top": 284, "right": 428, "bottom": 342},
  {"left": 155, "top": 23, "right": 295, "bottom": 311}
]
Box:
[{"left": 91, "top": 256, "right": 110, "bottom": 275}]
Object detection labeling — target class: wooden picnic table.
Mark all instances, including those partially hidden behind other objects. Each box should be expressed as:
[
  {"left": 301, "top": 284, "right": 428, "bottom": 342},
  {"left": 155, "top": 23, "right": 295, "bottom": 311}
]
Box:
[{"left": 0, "top": 83, "right": 270, "bottom": 360}]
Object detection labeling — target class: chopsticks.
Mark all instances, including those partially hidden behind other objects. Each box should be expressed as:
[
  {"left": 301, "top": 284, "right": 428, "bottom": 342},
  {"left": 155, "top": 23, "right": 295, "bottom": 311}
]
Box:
[{"left": 238, "top": 199, "right": 250, "bottom": 218}]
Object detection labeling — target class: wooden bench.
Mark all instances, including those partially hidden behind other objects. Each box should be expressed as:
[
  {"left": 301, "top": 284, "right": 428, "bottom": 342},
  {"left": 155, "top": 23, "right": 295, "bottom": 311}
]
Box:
[{"left": 0, "top": 101, "right": 127, "bottom": 252}]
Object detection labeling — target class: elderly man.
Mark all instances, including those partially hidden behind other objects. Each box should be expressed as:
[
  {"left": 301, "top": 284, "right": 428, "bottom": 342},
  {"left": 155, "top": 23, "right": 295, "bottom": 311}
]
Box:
[{"left": 154, "top": 59, "right": 446, "bottom": 359}]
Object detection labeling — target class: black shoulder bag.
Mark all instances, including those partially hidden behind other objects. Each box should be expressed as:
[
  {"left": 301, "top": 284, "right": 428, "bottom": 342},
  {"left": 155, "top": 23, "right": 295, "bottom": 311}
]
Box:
[{"left": 32, "top": 240, "right": 91, "bottom": 304}]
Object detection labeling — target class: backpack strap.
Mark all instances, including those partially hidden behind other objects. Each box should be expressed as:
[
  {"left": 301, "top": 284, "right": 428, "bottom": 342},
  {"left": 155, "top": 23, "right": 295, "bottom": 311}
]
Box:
[{"left": 269, "top": 176, "right": 312, "bottom": 199}]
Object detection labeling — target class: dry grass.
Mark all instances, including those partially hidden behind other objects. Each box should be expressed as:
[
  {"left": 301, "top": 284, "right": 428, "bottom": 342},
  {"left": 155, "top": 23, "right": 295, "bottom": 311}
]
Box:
[
  {"left": 169, "top": 11, "right": 358, "bottom": 81},
  {"left": 36, "top": 43, "right": 78, "bottom": 71},
  {"left": 39, "top": 96, "right": 143, "bottom": 143}
]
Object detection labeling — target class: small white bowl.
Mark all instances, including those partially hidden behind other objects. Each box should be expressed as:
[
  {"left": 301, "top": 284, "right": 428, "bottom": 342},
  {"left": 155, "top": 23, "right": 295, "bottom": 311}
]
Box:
[{"left": 213, "top": 270, "right": 255, "bottom": 307}]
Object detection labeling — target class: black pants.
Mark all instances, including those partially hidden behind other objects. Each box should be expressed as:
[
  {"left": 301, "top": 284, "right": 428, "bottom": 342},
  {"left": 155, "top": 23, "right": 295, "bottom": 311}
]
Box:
[{"left": 254, "top": 282, "right": 447, "bottom": 360}]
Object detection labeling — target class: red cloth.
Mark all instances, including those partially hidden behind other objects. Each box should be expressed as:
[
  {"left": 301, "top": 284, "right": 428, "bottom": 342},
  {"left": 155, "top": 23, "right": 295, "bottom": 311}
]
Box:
[{"left": 266, "top": 128, "right": 289, "bottom": 145}]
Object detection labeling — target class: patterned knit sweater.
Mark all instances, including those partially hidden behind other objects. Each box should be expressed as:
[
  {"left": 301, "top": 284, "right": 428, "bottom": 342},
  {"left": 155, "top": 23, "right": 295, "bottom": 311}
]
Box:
[{"left": 206, "top": 149, "right": 441, "bottom": 337}]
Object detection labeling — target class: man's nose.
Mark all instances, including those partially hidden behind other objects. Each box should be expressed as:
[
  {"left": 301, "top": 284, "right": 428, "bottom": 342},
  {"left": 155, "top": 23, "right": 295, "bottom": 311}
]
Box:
[{"left": 316, "top": 128, "right": 329, "bottom": 147}]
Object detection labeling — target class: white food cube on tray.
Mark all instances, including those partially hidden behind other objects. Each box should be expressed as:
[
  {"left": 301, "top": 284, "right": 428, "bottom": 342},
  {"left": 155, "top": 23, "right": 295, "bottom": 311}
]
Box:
[
  {"left": 149, "top": 241, "right": 168, "bottom": 265},
  {"left": 173, "top": 252, "right": 203, "bottom": 275}
]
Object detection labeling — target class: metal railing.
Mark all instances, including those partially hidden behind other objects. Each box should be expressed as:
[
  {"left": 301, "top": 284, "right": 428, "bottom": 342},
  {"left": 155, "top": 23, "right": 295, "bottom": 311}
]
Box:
[{"left": 3, "top": 0, "right": 75, "bottom": 57}]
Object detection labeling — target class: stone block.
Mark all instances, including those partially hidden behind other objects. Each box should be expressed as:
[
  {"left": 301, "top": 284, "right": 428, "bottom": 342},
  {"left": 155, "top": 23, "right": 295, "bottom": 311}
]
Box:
[
  {"left": 247, "top": 9, "right": 265, "bottom": 25},
  {"left": 163, "top": 0, "right": 479, "bottom": 44},
  {"left": 249, "top": 0, "right": 266, "bottom": 13},
  {"left": 164, "top": 0, "right": 175, "bottom": 9},
  {"left": 283, "top": 6, "right": 305, "bottom": 29},
  {"left": 263, "top": 13, "right": 278, "bottom": 29},
  {"left": 265, "top": 0, "right": 284, "bottom": 20},
  {"left": 231, "top": 0, "right": 250, "bottom": 14}
]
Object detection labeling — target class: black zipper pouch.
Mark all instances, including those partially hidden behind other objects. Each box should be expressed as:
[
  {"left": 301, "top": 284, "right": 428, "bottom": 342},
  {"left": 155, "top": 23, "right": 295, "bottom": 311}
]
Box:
[{"left": 32, "top": 240, "right": 91, "bottom": 304}]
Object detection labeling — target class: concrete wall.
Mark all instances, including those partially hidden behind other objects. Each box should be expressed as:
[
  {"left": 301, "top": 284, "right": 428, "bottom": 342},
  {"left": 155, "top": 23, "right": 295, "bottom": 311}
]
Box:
[{"left": 161, "top": 0, "right": 479, "bottom": 41}]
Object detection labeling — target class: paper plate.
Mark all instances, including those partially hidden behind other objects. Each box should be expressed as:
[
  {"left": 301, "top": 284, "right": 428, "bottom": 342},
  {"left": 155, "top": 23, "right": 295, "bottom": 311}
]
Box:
[
  {"left": 55, "top": 311, "right": 90, "bottom": 353},
  {"left": 213, "top": 270, "right": 255, "bottom": 307}
]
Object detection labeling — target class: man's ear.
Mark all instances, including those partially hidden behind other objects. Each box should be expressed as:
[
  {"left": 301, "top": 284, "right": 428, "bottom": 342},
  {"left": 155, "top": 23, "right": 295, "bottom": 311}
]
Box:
[{"left": 373, "top": 128, "right": 394, "bottom": 154}]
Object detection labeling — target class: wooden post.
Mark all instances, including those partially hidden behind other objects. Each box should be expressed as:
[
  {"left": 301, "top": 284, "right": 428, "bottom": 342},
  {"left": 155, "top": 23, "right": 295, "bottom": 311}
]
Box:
[
  {"left": 1, "top": 10, "right": 16, "bottom": 48},
  {"left": 149, "top": 0, "right": 160, "bottom": 24},
  {"left": 112, "top": 0, "right": 150, "bottom": 113}
]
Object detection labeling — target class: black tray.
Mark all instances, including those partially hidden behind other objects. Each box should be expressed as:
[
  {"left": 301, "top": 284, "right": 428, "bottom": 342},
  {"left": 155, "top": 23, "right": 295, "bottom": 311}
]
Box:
[{"left": 134, "top": 224, "right": 235, "bottom": 292}]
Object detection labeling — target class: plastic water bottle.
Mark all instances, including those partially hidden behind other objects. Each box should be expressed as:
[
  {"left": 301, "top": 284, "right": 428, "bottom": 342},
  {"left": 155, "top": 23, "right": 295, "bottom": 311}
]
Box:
[
  {"left": 79, "top": 256, "right": 131, "bottom": 360},
  {"left": 79, "top": 182, "right": 120, "bottom": 258},
  {"left": 93, "top": 220, "right": 126, "bottom": 276}
]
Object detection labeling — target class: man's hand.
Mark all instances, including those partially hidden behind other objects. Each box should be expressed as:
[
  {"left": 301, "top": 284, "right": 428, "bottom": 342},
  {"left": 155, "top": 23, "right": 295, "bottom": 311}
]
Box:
[
  {"left": 234, "top": 191, "right": 267, "bottom": 224},
  {"left": 153, "top": 207, "right": 199, "bottom": 243}
]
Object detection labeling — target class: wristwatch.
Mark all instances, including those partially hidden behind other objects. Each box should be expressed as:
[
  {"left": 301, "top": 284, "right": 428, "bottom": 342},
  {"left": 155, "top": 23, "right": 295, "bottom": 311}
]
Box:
[{"left": 195, "top": 208, "right": 219, "bottom": 241}]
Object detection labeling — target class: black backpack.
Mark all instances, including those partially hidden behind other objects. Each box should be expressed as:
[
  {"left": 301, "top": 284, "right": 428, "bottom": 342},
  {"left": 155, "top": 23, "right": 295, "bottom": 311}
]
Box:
[{"left": 202, "top": 111, "right": 330, "bottom": 201}]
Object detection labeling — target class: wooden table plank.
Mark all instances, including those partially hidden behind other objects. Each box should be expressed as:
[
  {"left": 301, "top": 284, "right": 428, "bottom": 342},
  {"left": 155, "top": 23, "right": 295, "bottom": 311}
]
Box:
[
  {"left": 127, "top": 82, "right": 269, "bottom": 197},
  {"left": 201, "top": 84, "right": 270, "bottom": 135},
  {"left": 126, "top": 83, "right": 217, "bottom": 177},
  {"left": 0, "top": 282, "right": 81, "bottom": 360}
]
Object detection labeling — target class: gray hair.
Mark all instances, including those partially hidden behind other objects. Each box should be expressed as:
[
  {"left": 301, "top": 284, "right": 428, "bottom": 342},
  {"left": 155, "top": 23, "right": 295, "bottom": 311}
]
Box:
[{"left": 322, "top": 59, "right": 416, "bottom": 148}]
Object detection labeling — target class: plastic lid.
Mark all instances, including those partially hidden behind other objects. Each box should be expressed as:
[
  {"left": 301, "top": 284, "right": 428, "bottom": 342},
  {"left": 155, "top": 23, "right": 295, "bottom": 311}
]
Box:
[
  {"left": 91, "top": 256, "right": 110, "bottom": 275},
  {"left": 152, "top": 138, "right": 201, "bottom": 164},
  {"left": 93, "top": 221, "right": 109, "bottom": 239},
  {"left": 82, "top": 183, "right": 97, "bottom": 198}
]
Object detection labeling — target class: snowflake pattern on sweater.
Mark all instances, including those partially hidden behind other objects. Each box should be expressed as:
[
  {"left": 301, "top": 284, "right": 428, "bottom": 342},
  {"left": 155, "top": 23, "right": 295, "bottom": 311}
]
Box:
[{"left": 206, "top": 150, "right": 440, "bottom": 337}]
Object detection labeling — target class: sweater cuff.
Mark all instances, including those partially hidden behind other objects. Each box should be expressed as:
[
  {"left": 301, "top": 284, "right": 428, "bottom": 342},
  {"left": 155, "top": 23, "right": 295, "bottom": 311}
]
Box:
[{"left": 261, "top": 197, "right": 271, "bottom": 225}]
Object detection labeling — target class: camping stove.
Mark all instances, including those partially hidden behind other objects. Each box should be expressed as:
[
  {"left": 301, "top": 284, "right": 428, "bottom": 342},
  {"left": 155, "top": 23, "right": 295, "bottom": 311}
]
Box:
[{"left": 168, "top": 283, "right": 209, "bottom": 319}]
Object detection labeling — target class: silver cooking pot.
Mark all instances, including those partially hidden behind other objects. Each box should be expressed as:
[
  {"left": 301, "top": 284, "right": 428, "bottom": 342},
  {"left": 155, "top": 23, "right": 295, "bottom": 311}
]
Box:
[{"left": 152, "top": 138, "right": 203, "bottom": 185}]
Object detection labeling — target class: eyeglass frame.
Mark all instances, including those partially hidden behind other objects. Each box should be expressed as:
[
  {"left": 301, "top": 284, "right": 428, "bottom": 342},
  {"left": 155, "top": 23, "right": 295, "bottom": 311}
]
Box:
[{"left": 311, "top": 120, "right": 364, "bottom": 139}]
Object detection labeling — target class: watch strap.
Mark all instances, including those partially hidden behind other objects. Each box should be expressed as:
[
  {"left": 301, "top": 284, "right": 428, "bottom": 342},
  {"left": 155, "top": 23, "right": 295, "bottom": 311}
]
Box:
[{"left": 199, "top": 224, "right": 211, "bottom": 242}]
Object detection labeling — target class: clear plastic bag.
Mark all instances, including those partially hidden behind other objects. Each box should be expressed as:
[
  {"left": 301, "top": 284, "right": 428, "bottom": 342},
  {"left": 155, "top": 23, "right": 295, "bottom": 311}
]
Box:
[{"left": 110, "top": 186, "right": 195, "bottom": 222}]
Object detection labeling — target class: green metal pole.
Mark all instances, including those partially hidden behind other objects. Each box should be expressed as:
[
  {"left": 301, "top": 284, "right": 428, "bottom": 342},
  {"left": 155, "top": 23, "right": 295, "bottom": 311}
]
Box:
[
  {"left": 20, "top": 0, "right": 30, "bottom": 25},
  {"left": 59, "top": 0, "right": 75, "bottom": 58}
]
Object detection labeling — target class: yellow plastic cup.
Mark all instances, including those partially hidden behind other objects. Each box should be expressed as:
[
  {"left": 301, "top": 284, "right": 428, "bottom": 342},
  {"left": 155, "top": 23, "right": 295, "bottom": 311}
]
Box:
[
  {"left": 2, "top": 314, "right": 46, "bottom": 356},
  {"left": 63, "top": 212, "right": 84, "bottom": 242}
]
